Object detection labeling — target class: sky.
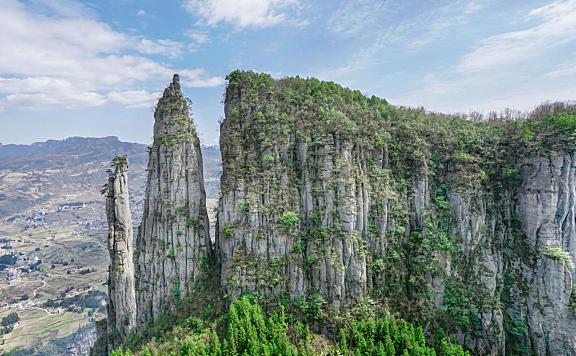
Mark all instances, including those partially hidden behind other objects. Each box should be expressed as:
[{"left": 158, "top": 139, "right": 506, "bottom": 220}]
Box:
[{"left": 0, "top": 0, "right": 575, "bottom": 145}]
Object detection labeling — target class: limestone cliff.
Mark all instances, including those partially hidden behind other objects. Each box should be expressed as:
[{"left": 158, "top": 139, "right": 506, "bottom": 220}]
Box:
[
  {"left": 97, "top": 71, "right": 576, "bottom": 355},
  {"left": 134, "top": 74, "right": 211, "bottom": 328},
  {"left": 216, "top": 71, "right": 576, "bottom": 355},
  {"left": 105, "top": 156, "right": 136, "bottom": 350}
]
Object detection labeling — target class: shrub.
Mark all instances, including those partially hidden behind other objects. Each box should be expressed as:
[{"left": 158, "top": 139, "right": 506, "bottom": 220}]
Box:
[
  {"left": 172, "top": 280, "right": 181, "bottom": 299},
  {"left": 281, "top": 212, "right": 300, "bottom": 230},
  {"left": 186, "top": 218, "right": 200, "bottom": 229},
  {"left": 263, "top": 155, "right": 275, "bottom": 164},
  {"left": 510, "top": 318, "right": 528, "bottom": 337},
  {"left": 223, "top": 225, "right": 235, "bottom": 238},
  {"left": 1, "top": 312, "right": 19, "bottom": 327},
  {"left": 542, "top": 245, "right": 575, "bottom": 270}
]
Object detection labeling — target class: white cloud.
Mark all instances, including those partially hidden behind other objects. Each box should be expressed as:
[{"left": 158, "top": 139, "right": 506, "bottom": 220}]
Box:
[
  {"left": 328, "top": 0, "right": 391, "bottom": 37},
  {"left": 545, "top": 62, "right": 576, "bottom": 78},
  {"left": 30, "top": 0, "right": 95, "bottom": 18},
  {"left": 322, "top": 1, "right": 482, "bottom": 80},
  {"left": 0, "top": 76, "right": 106, "bottom": 109},
  {"left": 136, "top": 39, "right": 184, "bottom": 58},
  {"left": 180, "top": 69, "right": 225, "bottom": 87},
  {"left": 464, "top": 1, "right": 483, "bottom": 15},
  {"left": 0, "top": 0, "right": 223, "bottom": 110},
  {"left": 185, "top": 30, "right": 209, "bottom": 44},
  {"left": 184, "top": 0, "right": 303, "bottom": 29},
  {"left": 458, "top": 0, "right": 576, "bottom": 72},
  {"left": 107, "top": 90, "right": 160, "bottom": 108},
  {"left": 391, "top": 1, "right": 576, "bottom": 114},
  {"left": 137, "top": 9, "right": 146, "bottom": 17},
  {"left": 3, "top": 91, "right": 107, "bottom": 110},
  {"left": 0, "top": 77, "right": 75, "bottom": 94}
]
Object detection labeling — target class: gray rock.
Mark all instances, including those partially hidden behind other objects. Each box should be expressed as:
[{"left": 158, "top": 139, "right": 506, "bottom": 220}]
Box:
[
  {"left": 105, "top": 156, "right": 136, "bottom": 350},
  {"left": 134, "top": 74, "right": 211, "bottom": 328}
]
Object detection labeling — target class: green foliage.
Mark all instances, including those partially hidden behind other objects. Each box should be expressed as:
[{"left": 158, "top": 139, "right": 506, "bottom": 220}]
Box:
[
  {"left": 554, "top": 112, "right": 576, "bottom": 133},
  {"left": 1, "top": 312, "right": 19, "bottom": 327},
  {"left": 293, "top": 293, "right": 326, "bottom": 321},
  {"left": 281, "top": 211, "right": 300, "bottom": 231},
  {"left": 542, "top": 245, "right": 575, "bottom": 269},
  {"left": 502, "top": 165, "right": 522, "bottom": 186},
  {"left": 156, "top": 114, "right": 196, "bottom": 147},
  {"left": 176, "top": 229, "right": 184, "bottom": 237},
  {"left": 521, "top": 127, "right": 535, "bottom": 141},
  {"left": 293, "top": 240, "right": 305, "bottom": 253},
  {"left": 115, "top": 295, "right": 468, "bottom": 355},
  {"left": 224, "top": 296, "right": 301, "bottom": 355},
  {"left": 443, "top": 284, "right": 472, "bottom": 328},
  {"left": 509, "top": 318, "right": 527, "bottom": 337},
  {"left": 371, "top": 257, "right": 385, "bottom": 273},
  {"left": 117, "top": 296, "right": 308, "bottom": 356},
  {"left": 263, "top": 154, "right": 275, "bottom": 164},
  {"left": 186, "top": 217, "right": 200, "bottom": 229},
  {"left": 223, "top": 225, "right": 235, "bottom": 238},
  {"left": 112, "top": 155, "right": 128, "bottom": 168},
  {"left": 167, "top": 248, "right": 175, "bottom": 259},
  {"left": 172, "top": 280, "right": 180, "bottom": 299},
  {"left": 424, "top": 183, "right": 456, "bottom": 253},
  {"left": 336, "top": 317, "right": 468, "bottom": 355}
]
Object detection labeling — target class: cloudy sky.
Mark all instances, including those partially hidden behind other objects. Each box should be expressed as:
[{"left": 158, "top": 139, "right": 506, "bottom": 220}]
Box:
[{"left": 1, "top": 0, "right": 575, "bottom": 145}]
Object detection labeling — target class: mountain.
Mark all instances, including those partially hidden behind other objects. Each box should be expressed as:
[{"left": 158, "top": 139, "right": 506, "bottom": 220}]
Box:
[
  {"left": 0, "top": 136, "right": 148, "bottom": 217},
  {"left": 98, "top": 72, "right": 576, "bottom": 355}
]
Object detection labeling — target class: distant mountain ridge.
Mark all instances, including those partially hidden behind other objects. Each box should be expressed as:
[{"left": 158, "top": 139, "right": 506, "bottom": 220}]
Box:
[
  {"left": 0, "top": 136, "right": 220, "bottom": 216},
  {"left": 0, "top": 136, "right": 148, "bottom": 170}
]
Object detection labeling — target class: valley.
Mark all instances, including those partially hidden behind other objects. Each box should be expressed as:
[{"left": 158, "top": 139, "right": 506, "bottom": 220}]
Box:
[{"left": 0, "top": 137, "right": 220, "bottom": 354}]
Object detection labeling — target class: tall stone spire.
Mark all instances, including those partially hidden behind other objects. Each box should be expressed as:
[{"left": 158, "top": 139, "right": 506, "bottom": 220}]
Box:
[
  {"left": 105, "top": 156, "right": 136, "bottom": 350},
  {"left": 135, "top": 74, "right": 211, "bottom": 328}
]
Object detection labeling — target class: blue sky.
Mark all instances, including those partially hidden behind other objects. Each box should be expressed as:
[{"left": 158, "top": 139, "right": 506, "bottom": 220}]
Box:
[{"left": 0, "top": 0, "right": 575, "bottom": 145}]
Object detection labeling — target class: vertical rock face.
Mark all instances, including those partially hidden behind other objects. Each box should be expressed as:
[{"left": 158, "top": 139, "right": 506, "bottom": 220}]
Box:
[
  {"left": 513, "top": 153, "right": 576, "bottom": 355},
  {"left": 217, "top": 71, "right": 576, "bottom": 355},
  {"left": 105, "top": 156, "right": 136, "bottom": 349},
  {"left": 135, "top": 74, "right": 211, "bottom": 328}
]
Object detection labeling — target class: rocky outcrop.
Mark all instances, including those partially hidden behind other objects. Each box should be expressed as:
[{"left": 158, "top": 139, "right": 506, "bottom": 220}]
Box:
[
  {"left": 135, "top": 74, "right": 211, "bottom": 328},
  {"left": 65, "top": 323, "right": 100, "bottom": 356},
  {"left": 216, "top": 71, "right": 576, "bottom": 355},
  {"left": 105, "top": 156, "right": 136, "bottom": 349}
]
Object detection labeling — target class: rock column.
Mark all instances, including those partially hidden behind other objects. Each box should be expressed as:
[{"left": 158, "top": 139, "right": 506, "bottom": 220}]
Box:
[
  {"left": 105, "top": 156, "right": 136, "bottom": 350},
  {"left": 135, "top": 74, "right": 211, "bottom": 328}
]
